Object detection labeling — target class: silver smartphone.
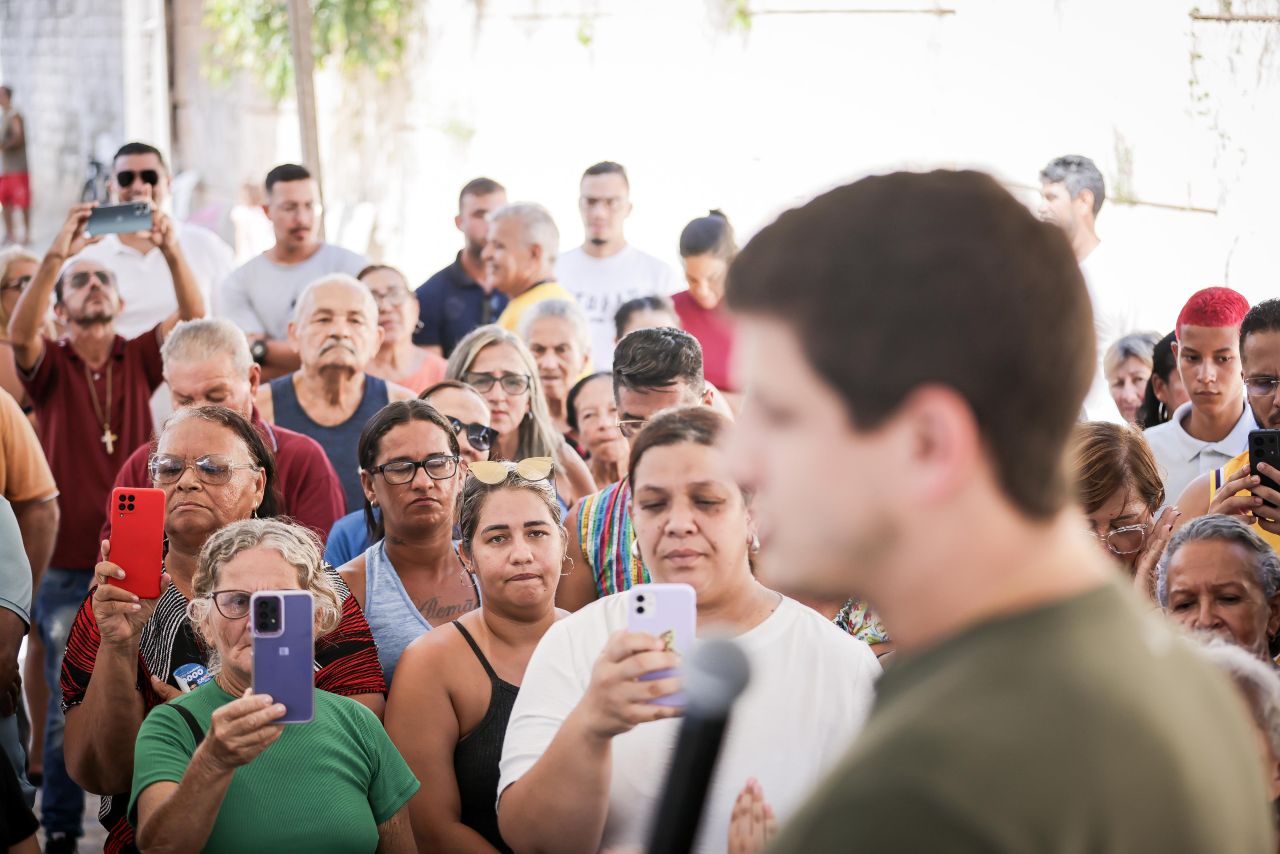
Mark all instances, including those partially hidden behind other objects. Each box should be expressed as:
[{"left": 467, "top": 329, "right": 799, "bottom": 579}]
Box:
[{"left": 85, "top": 203, "right": 152, "bottom": 237}]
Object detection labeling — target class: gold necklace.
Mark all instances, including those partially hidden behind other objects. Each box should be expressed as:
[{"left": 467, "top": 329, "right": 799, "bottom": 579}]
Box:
[{"left": 84, "top": 361, "right": 117, "bottom": 454}]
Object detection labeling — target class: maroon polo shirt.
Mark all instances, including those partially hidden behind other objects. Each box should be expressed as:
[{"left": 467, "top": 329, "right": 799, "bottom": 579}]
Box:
[
  {"left": 102, "top": 405, "right": 346, "bottom": 545},
  {"left": 21, "top": 327, "right": 164, "bottom": 569}
]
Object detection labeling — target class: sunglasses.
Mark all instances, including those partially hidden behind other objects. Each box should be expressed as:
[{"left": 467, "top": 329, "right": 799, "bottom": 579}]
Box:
[
  {"left": 67, "top": 269, "right": 116, "bottom": 291},
  {"left": 209, "top": 589, "right": 252, "bottom": 620},
  {"left": 367, "top": 455, "right": 459, "bottom": 485},
  {"left": 0, "top": 274, "right": 30, "bottom": 294},
  {"left": 448, "top": 416, "right": 498, "bottom": 454},
  {"left": 464, "top": 372, "right": 531, "bottom": 395},
  {"left": 469, "top": 457, "right": 554, "bottom": 485},
  {"left": 116, "top": 169, "right": 160, "bottom": 188},
  {"left": 149, "top": 453, "right": 261, "bottom": 486}
]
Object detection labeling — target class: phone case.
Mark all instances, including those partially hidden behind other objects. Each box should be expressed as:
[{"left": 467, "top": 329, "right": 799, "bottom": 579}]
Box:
[
  {"left": 1250, "top": 430, "right": 1280, "bottom": 496},
  {"left": 85, "top": 203, "right": 151, "bottom": 237},
  {"left": 626, "top": 583, "right": 696, "bottom": 707},
  {"left": 107, "top": 487, "right": 164, "bottom": 599},
  {"left": 252, "top": 591, "right": 315, "bottom": 723}
]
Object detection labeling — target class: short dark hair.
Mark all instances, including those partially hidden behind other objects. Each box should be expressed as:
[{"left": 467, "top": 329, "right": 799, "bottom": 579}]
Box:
[
  {"left": 1240, "top": 299, "right": 1280, "bottom": 355},
  {"left": 1039, "top": 155, "right": 1105, "bottom": 215},
  {"left": 566, "top": 371, "right": 612, "bottom": 434},
  {"left": 613, "top": 327, "right": 705, "bottom": 400},
  {"left": 614, "top": 295, "right": 677, "bottom": 340},
  {"left": 357, "top": 400, "right": 461, "bottom": 541},
  {"left": 265, "top": 163, "right": 312, "bottom": 195},
  {"left": 459, "top": 177, "right": 505, "bottom": 210},
  {"left": 679, "top": 210, "right": 736, "bottom": 262},
  {"left": 582, "top": 161, "right": 629, "bottom": 188},
  {"left": 728, "top": 170, "right": 1093, "bottom": 519},
  {"left": 1137, "top": 331, "right": 1178, "bottom": 429},
  {"left": 113, "top": 142, "right": 167, "bottom": 172}
]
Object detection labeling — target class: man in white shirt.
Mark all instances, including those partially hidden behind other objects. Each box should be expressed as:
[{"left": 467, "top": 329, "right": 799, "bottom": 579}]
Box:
[
  {"left": 555, "top": 161, "right": 681, "bottom": 370},
  {"left": 1039, "top": 154, "right": 1137, "bottom": 423},
  {"left": 1143, "top": 286, "right": 1254, "bottom": 504},
  {"left": 217, "top": 163, "right": 366, "bottom": 377}
]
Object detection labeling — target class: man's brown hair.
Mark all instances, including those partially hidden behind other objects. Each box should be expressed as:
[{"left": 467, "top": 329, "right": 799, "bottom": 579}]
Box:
[{"left": 727, "top": 170, "right": 1093, "bottom": 519}]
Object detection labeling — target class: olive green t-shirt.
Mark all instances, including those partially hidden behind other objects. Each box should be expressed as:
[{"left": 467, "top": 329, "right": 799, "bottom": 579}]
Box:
[
  {"left": 768, "top": 582, "right": 1275, "bottom": 853},
  {"left": 130, "top": 682, "right": 418, "bottom": 853}
]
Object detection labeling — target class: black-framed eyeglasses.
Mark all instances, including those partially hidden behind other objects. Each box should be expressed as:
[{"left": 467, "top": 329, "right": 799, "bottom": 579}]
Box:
[
  {"left": 368, "top": 455, "right": 460, "bottom": 485},
  {"left": 116, "top": 169, "right": 160, "bottom": 188},
  {"left": 463, "top": 372, "right": 531, "bottom": 395},
  {"left": 447, "top": 416, "right": 498, "bottom": 453},
  {"left": 1246, "top": 376, "right": 1280, "bottom": 398},
  {"left": 209, "top": 589, "right": 252, "bottom": 620},
  {"left": 617, "top": 418, "right": 649, "bottom": 439},
  {"left": 149, "top": 453, "right": 261, "bottom": 486},
  {"left": 0, "top": 274, "right": 31, "bottom": 294},
  {"left": 68, "top": 269, "right": 116, "bottom": 291}
]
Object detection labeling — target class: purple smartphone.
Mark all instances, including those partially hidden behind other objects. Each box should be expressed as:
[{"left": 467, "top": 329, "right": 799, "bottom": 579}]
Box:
[
  {"left": 626, "top": 583, "right": 696, "bottom": 707},
  {"left": 251, "top": 591, "right": 315, "bottom": 724}
]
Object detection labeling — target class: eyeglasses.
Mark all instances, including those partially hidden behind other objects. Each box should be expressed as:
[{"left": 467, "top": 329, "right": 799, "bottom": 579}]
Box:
[
  {"left": 447, "top": 416, "right": 499, "bottom": 454},
  {"left": 469, "top": 456, "right": 553, "bottom": 485},
  {"left": 209, "top": 589, "right": 252, "bottom": 620},
  {"left": 1246, "top": 376, "right": 1280, "bottom": 398},
  {"left": 368, "top": 288, "right": 410, "bottom": 308},
  {"left": 68, "top": 269, "right": 115, "bottom": 291},
  {"left": 0, "top": 274, "right": 30, "bottom": 294},
  {"left": 116, "top": 169, "right": 160, "bottom": 188},
  {"left": 617, "top": 418, "right": 649, "bottom": 439},
  {"left": 368, "top": 455, "right": 459, "bottom": 485},
  {"left": 464, "top": 372, "right": 531, "bottom": 395},
  {"left": 149, "top": 453, "right": 261, "bottom": 486},
  {"left": 1088, "top": 523, "right": 1150, "bottom": 556}
]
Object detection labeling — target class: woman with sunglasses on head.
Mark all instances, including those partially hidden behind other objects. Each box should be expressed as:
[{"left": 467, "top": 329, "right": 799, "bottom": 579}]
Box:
[
  {"left": 1070, "top": 421, "right": 1179, "bottom": 600},
  {"left": 447, "top": 324, "right": 596, "bottom": 507},
  {"left": 497, "top": 407, "right": 879, "bottom": 854},
  {"left": 387, "top": 457, "right": 565, "bottom": 853},
  {"left": 338, "top": 400, "right": 477, "bottom": 686},
  {"left": 61, "top": 405, "right": 385, "bottom": 853},
  {"left": 360, "top": 265, "right": 448, "bottom": 394}
]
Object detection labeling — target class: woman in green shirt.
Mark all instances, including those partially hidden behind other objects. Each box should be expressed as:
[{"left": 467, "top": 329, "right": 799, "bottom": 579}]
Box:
[{"left": 129, "top": 519, "right": 418, "bottom": 853}]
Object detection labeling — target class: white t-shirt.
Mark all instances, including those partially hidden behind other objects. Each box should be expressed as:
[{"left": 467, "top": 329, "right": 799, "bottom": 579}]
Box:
[
  {"left": 498, "top": 593, "right": 880, "bottom": 854},
  {"left": 1079, "top": 241, "right": 1140, "bottom": 423},
  {"left": 78, "top": 222, "right": 235, "bottom": 340},
  {"left": 556, "top": 244, "right": 683, "bottom": 370},
  {"left": 216, "top": 243, "right": 367, "bottom": 340}
]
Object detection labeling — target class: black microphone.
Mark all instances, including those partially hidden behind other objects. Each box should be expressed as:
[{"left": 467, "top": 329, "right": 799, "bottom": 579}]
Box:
[{"left": 647, "top": 637, "right": 752, "bottom": 854}]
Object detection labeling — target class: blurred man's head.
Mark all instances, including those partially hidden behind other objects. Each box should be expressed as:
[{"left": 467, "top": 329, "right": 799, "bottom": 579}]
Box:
[
  {"left": 289, "top": 274, "right": 383, "bottom": 378},
  {"left": 264, "top": 163, "right": 320, "bottom": 253},
  {"left": 579, "top": 161, "right": 632, "bottom": 250},
  {"left": 482, "top": 203, "right": 558, "bottom": 298},
  {"left": 457, "top": 178, "right": 507, "bottom": 264},
  {"left": 111, "top": 142, "right": 169, "bottom": 207},
  {"left": 163, "top": 318, "right": 260, "bottom": 419},
  {"left": 729, "top": 170, "right": 1093, "bottom": 601},
  {"left": 1242, "top": 300, "right": 1280, "bottom": 430},
  {"left": 1173, "top": 287, "right": 1249, "bottom": 425},
  {"left": 612, "top": 327, "right": 711, "bottom": 440},
  {"left": 1038, "top": 154, "right": 1105, "bottom": 246}
]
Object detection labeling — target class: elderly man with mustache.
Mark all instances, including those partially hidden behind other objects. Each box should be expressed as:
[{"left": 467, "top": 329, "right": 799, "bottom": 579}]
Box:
[{"left": 257, "top": 274, "right": 415, "bottom": 512}]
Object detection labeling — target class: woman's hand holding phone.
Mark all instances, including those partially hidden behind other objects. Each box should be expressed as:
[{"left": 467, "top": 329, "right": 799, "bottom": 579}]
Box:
[
  {"left": 92, "top": 539, "right": 170, "bottom": 652},
  {"left": 196, "top": 689, "right": 286, "bottom": 775},
  {"left": 578, "top": 630, "right": 682, "bottom": 742}
]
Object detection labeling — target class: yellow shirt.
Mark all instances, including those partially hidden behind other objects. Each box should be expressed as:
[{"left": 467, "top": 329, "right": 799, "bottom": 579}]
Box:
[
  {"left": 496, "top": 281, "right": 577, "bottom": 334},
  {"left": 1208, "top": 450, "right": 1280, "bottom": 553}
]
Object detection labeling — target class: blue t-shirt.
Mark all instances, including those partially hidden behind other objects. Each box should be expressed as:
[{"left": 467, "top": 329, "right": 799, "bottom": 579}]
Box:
[{"left": 325, "top": 509, "right": 374, "bottom": 568}]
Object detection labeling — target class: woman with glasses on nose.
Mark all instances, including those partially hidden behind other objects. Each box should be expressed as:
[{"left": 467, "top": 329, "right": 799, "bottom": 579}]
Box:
[
  {"left": 60, "top": 406, "right": 385, "bottom": 853},
  {"left": 360, "top": 265, "right": 448, "bottom": 394},
  {"left": 0, "top": 245, "right": 49, "bottom": 404},
  {"left": 1070, "top": 421, "right": 1179, "bottom": 599},
  {"left": 447, "top": 325, "right": 596, "bottom": 507},
  {"left": 339, "top": 400, "right": 475, "bottom": 685}
]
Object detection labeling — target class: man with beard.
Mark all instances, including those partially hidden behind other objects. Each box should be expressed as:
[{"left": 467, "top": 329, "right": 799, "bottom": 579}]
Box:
[
  {"left": 7, "top": 203, "right": 203, "bottom": 853},
  {"left": 218, "top": 164, "right": 366, "bottom": 378},
  {"left": 413, "top": 177, "right": 508, "bottom": 358},
  {"left": 255, "top": 274, "right": 415, "bottom": 512}
]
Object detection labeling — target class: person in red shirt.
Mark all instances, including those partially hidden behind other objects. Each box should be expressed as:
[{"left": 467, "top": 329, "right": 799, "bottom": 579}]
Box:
[
  {"left": 7, "top": 203, "right": 203, "bottom": 851},
  {"left": 103, "top": 317, "right": 345, "bottom": 544},
  {"left": 672, "top": 210, "right": 738, "bottom": 402}
]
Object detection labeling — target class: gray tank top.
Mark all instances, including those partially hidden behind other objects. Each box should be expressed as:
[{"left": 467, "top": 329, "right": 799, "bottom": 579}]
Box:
[{"left": 363, "top": 539, "right": 479, "bottom": 685}]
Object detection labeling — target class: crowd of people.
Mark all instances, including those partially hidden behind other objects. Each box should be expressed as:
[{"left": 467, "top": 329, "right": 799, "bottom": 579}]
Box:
[{"left": 0, "top": 132, "right": 1278, "bottom": 853}]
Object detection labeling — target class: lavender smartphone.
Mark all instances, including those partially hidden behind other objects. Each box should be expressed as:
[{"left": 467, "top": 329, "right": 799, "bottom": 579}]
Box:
[
  {"left": 626, "top": 583, "right": 696, "bottom": 707},
  {"left": 251, "top": 591, "right": 314, "bottom": 723}
]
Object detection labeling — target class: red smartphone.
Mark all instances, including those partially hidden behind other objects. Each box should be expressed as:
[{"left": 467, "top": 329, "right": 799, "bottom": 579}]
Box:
[{"left": 107, "top": 487, "right": 164, "bottom": 599}]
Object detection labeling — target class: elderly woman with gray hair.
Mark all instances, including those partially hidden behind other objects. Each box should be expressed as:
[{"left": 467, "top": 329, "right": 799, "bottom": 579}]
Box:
[
  {"left": 129, "top": 518, "right": 418, "bottom": 853},
  {"left": 520, "top": 299, "right": 592, "bottom": 441},
  {"left": 1158, "top": 514, "right": 1280, "bottom": 661}
]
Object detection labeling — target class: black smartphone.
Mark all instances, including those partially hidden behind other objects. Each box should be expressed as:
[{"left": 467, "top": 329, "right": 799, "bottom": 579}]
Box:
[
  {"left": 1248, "top": 430, "right": 1280, "bottom": 497},
  {"left": 85, "top": 202, "right": 152, "bottom": 237}
]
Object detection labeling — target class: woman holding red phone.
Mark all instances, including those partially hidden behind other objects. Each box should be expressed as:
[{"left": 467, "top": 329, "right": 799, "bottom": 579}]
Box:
[{"left": 496, "top": 407, "right": 881, "bottom": 854}]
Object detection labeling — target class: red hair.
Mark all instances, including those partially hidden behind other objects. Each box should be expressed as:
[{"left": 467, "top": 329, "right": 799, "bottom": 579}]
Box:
[{"left": 1175, "top": 287, "right": 1250, "bottom": 340}]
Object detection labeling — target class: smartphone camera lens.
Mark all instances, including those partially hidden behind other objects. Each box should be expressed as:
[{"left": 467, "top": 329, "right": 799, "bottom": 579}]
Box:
[
  {"left": 127, "top": 494, "right": 135, "bottom": 502},
  {"left": 254, "top": 598, "right": 280, "bottom": 632},
  {"left": 636, "top": 594, "right": 646, "bottom": 603},
  {"left": 127, "top": 504, "right": 135, "bottom": 511},
  {"left": 118, "top": 502, "right": 126, "bottom": 511},
  {"left": 636, "top": 606, "right": 646, "bottom": 614}
]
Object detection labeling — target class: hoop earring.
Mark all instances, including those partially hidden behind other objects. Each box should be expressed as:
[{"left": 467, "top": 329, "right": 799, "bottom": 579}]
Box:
[{"left": 414, "top": 319, "right": 425, "bottom": 333}]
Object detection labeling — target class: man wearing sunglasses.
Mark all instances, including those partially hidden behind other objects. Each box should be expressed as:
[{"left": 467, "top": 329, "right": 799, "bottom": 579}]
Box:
[{"left": 6, "top": 203, "right": 204, "bottom": 852}]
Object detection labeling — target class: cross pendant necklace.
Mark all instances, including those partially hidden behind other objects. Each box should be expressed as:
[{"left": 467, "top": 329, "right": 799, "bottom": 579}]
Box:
[{"left": 84, "top": 360, "right": 117, "bottom": 455}]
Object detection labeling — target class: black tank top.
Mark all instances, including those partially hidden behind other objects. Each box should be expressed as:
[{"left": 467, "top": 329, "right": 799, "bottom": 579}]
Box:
[{"left": 452, "top": 621, "right": 518, "bottom": 854}]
